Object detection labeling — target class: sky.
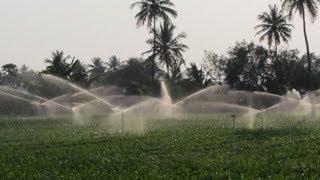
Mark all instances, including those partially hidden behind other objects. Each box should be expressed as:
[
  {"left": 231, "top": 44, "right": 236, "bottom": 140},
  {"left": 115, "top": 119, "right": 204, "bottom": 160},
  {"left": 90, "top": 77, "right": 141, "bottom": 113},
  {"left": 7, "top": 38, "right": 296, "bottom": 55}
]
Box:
[{"left": 0, "top": 0, "right": 320, "bottom": 70}]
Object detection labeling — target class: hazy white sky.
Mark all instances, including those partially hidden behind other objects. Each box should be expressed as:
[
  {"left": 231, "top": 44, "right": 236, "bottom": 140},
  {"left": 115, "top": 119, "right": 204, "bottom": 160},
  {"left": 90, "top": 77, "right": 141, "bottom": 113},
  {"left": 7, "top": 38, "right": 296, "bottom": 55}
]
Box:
[{"left": 1, "top": 0, "right": 320, "bottom": 70}]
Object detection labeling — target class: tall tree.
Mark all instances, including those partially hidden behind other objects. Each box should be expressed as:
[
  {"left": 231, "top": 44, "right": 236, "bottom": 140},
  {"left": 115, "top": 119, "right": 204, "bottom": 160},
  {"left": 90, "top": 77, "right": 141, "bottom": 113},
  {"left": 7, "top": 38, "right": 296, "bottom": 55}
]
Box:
[
  {"left": 2, "top": 63, "right": 18, "bottom": 76},
  {"left": 18, "top": 65, "right": 40, "bottom": 90},
  {"left": 0, "top": 71, "right": 3, "bottom": 85},
  {"left": 186, "top": 63, "right": 208, "bottom": 88},
  {"left": 88, "top": 57, "right": 106, "bottom": 84},
  {"left": 43, "top": 50, "right": 73, "bottom": 78},
  {"left": 107, "top": 55, "right": 122, "bottom": 72},
  {"left": 69, "top": 60, "right": 88, "bottom": 87},
  {"left": 169, "top": 57, "right": 184, "bottom": 85},
  {"left": 282, "top": 0, "right": 320, "bottom": 85},
  {"left": 225, "top": 41, "right": 269, "bottom": 91},
  {"left": 1, "top": 63, "right": 19, "bottom": 87},
  {"left": 43, "top": 50, "right": 88, "bottom": 86},
  {"left": 255, "top": 4, "right": 293, "bottom": 54},
  {"left": 102, "top": 57, "right": 156, "bottom": 95},
  {"left": 145, "top": 20, "right": 188, "bottom": 79},
  {"left": 131, "top": 0, "right": 177, "bottom": 79},
  {"left": 201, "top": 51, "right": 226, "bottom": 85}
]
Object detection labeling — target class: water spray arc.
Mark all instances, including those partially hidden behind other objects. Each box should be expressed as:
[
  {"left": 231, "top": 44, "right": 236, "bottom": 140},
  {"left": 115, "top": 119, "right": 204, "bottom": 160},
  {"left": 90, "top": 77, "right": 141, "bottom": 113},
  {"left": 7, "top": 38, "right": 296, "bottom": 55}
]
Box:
[
  {"left": 2, "top": 74, "right": 320, "bottom": 132},
  {"left": 41, "top": 74, "right": 118, "bottom": 111},
  {"left": 0, "top": 86, "right": 72, "bottom": 111}
]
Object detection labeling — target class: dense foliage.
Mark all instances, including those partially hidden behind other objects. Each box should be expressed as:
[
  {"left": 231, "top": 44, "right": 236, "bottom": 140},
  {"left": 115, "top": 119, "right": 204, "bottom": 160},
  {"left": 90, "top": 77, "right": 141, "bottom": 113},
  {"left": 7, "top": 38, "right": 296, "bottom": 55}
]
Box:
[{"left": 1, "top": 41, "right": 320, "bottom": 98}]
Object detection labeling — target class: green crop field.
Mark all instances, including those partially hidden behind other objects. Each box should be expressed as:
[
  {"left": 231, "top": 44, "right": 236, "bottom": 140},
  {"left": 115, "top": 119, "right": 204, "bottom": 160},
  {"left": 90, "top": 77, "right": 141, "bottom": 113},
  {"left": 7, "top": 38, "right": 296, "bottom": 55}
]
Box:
[{"left": 1, "top": 115, "right": 320, "bottom": 179}]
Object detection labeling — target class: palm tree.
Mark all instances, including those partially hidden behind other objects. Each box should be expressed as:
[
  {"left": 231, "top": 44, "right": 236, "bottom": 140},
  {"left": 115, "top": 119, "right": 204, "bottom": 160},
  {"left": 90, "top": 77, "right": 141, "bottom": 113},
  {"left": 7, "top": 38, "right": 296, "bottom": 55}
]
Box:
[
  {"left": 43, "top": 50, "right": 73, "bottom": 78},
  {"left": 88, "top": 57, "right": 106, "bottom": 84},
  {"left": 170, "top": 60, "right": 183, "bottom": 85},
  {"left": 255, "top": 4, "right": 293, "bottom": 54},
  {"left": 88, "top": 58, "right": 106, "bottom": 74},
  {"left": 282, "top": 0, "right": 320, "bottom": 83},
  {"left": 107, "top": 55, "right": 122, "bottom": 72},
  {"left": 130, "top": 0, "right": 177, "bottom": 79},
  {"left": 43, "top": 50, "right": 88, "bottom": 86},
  {"left": 69, "top": 60, "right": 89, "bottom": 87},
  {"left": 145, "top": 20, "right": 188, "bottom": 79},
  {"left": 186, "top": 63, "right": 207, "bottom": 88}
]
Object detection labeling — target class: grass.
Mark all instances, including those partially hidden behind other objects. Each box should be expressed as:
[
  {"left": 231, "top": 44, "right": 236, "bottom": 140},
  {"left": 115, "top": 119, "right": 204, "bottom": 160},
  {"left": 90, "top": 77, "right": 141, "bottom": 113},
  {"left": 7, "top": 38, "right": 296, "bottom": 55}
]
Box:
[{"left": 1, "top": 115, "right": 320, "bottom": 179}]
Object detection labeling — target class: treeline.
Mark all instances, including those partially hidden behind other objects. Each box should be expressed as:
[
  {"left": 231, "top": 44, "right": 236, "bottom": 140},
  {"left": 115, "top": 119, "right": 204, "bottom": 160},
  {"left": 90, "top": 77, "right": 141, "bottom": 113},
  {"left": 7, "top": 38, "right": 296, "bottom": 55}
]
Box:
[
  {"left": 1, "top": 0, "right": 320, "bottom": 98},
  {"left": 1, "top": 40, "right": 319, "bottom": 99}
]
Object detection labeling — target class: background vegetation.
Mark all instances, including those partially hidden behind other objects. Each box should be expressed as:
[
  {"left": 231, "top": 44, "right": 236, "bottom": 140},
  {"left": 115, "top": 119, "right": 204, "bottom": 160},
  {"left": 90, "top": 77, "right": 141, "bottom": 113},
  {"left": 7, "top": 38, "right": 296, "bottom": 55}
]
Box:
[{"left": 1, "top": 0, "right": 320, "bottom": 98}]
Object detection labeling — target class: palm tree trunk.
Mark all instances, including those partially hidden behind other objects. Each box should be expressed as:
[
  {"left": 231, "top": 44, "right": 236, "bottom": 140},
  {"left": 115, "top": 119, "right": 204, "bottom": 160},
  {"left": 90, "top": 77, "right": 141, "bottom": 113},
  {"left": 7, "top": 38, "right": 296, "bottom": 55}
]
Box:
[
  {"left": 302, "top": 8, "right": 312, "bottom": 88},
  {"left": 166, "top": 63, "right": 170, "bottom": 79},
  {"left": 274, "top": 42, "right": 278, "bottom": 57},
  {"left": 268, "top": 44, "right": 272, "bottom": 57},
  {"left": 152, "top": 16, "right": 157, "bottom": 80}
]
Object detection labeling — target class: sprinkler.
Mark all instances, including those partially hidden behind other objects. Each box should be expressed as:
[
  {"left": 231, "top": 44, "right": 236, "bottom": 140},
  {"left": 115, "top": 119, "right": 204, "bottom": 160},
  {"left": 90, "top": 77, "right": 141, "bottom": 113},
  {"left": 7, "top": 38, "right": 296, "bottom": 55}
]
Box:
[
  {"left": 232, "top": 114, "right": 236, "bottom": 130},
  {"left": 231, "top": 114, "right": 237, "bottom": 154},
  {"left": 121, "top": 110, "right": 124, "bottom": 133},
  {"left": 121, "top": 87, "right": 126, "bottom": 133}
]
